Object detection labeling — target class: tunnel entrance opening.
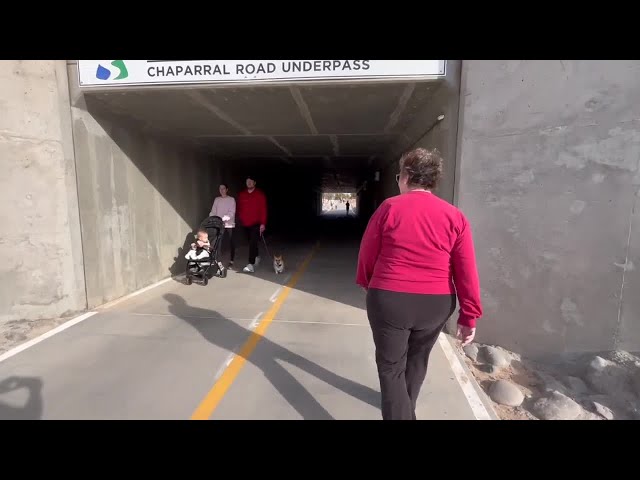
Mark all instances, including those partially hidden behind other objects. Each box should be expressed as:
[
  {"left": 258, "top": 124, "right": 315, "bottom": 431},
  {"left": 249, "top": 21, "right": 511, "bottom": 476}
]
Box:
[
  {"left": 78, "top": 78, "right": 448, "bottom": 241},
  {"left": 69, "top": 60, "right": 457, "bottom": 309}
]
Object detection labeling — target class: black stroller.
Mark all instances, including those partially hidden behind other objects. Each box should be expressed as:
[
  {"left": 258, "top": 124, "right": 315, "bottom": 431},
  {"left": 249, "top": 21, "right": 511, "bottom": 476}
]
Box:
[{"left": 185, "top": 215, "right": 227, "bottom": 286}]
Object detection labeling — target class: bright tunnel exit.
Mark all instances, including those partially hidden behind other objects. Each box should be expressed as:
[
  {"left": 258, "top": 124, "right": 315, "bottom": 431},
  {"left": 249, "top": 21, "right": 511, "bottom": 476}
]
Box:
[{"left": 321, "top": 192, "right": 358, "bottom": 217}]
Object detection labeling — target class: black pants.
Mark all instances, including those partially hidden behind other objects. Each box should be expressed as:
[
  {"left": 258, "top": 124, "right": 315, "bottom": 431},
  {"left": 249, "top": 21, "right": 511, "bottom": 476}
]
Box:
[
  {"left": 221, "top": 228, "right": 235, "bottom": 262},
  {"left": 244, "top": 224, "right": 261, "bottom": 264},
  {"left": 366, "top": 288, "right": 456, "bottom": 420}
]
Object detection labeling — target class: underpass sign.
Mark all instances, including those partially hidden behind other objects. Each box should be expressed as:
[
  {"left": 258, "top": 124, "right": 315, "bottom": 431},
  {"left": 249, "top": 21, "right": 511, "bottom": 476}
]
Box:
[{"left": 77, "top": 60, "right": 446, "bottom": 87}]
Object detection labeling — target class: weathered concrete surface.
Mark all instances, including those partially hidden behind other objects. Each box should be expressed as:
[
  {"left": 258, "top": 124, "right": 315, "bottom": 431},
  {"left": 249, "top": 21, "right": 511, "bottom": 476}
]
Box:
[
  {"left": 379, "top": 60, "right": 462, "bottom": 205},
  {"left": 456, "top": 60, "right": 640, "bottom": 358},
  {"left": 0, "top": 236, "right": 482, "bottom": 420},
  {"left": 66, "top": 64, "right": 220, "bottom": 309},
  {"left": 0, "top": 61, "right": 86, "bottom": 325}
]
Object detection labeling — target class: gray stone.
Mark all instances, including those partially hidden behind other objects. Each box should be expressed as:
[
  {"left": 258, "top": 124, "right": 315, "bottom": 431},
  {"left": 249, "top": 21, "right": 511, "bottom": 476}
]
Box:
[
  {"left": 488, "top": 380, "right": 524, "bottom": 407},
  {"left": 578, "top": 411, "right": 603, "bottom": 421},
  {"left": 463, "top": 344, "right": 479, "bottom": 362},
  {"left": 532, "top": 391, "right": 583, "bottom": 420},
  {"left": 478, "top": 364, "right": 493, "bottom": 374},
  {"left": 588, "top": 394, "right": 635, "bottom": 420},
  {"left": 565, "top": 376, "right": 589, "bottom": 395},
  {"left": 593, "top": 401, "right": 614, "bottom": 420},
  {"left": 607, "top": 350, "right": 640, "bottom": 369},
  {"left": 481, "top": 345, "right": 510, "bottom": 367},
  {"left": 537, "top": 372, "right": 569, "bottom": 395},
  {"left": 585, "top": 356, "right": 631, "bottom": 396}
]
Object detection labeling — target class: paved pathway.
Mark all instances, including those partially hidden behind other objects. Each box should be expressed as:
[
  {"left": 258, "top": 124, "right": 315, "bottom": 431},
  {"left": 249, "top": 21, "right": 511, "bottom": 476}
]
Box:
[{"left": 0, "top": 235, "right": 494, "bottom": 420}]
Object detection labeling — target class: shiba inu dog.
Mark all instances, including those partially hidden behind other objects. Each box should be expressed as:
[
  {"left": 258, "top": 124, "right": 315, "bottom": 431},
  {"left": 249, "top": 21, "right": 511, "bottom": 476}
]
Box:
[{"left": 273, "top": 254, "right": 285, "bottom": 274}]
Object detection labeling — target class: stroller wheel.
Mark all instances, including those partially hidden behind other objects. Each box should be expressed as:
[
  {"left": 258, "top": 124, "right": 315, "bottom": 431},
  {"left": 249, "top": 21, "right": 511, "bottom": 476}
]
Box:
[{"left": 202, "top": 276, "right": 209, "bottom": 286}]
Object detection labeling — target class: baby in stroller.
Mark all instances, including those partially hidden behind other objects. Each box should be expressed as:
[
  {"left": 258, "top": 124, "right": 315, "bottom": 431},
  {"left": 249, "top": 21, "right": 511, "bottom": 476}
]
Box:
[
  {"left": 185, "top": 228, "right": 211, "bottom": 261},
  {"left": 185, "top": 216, "right": 227, "bottom": 286}
]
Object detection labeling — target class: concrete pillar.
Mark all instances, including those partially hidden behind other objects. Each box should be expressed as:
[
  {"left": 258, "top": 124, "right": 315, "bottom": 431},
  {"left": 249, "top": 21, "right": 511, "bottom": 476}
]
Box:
[{"left": 0, "top": 60, "right": 87, "bottom": 324}]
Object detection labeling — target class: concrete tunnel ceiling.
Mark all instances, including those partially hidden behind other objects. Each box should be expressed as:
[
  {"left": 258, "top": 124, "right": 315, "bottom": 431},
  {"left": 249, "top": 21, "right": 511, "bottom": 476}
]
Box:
[{"left": 83, "top": 80, "right": 446, "bottom": 191}]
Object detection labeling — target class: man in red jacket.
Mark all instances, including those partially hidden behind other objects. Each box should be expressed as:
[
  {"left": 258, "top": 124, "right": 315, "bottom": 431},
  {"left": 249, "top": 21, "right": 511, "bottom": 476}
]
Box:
[{"left": 236, "top": 175, "right": 267, "bottom": 273}]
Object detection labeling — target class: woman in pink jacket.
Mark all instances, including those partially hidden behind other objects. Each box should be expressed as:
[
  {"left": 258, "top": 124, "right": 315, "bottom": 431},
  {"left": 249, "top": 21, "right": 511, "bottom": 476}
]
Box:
[{"left": 210, "top": 183, "right": 237, "bottom": 268}]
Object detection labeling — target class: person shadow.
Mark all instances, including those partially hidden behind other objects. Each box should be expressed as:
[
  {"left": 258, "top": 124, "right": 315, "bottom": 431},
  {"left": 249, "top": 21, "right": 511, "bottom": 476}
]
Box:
[
  {"left": 164, "top": 293, "right": 380, "bottom": 420},
  {"left": 0, "top": 376, "right": 43, "bottom": 420},
  {"left": 168, "top": 232, "right": 198, "bottom": 281}
]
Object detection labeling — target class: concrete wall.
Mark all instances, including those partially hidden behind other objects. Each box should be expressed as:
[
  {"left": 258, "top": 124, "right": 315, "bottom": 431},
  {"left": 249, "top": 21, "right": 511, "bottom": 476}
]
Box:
[
  {"left": 66, "top": 65, "right": 219, "bottom": 308},
  {"left": 456, "top": 60, "right": 640, "bottom": 359},
  {"left": 0, "top": 61, "right": 87, "bottom": 324},
  {"left": 377, "top": 61, "right": 462, "bottom": 205}
]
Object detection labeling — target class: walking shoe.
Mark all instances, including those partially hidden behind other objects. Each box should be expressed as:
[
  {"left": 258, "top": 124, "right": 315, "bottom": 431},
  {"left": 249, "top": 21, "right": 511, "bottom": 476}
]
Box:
[{"left": 243, "top": 264, "right": 255, "bottom": 273}]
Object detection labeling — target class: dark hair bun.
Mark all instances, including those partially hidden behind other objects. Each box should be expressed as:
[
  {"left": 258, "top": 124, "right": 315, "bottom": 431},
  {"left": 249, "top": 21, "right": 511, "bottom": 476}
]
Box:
[{"left": 399, "top": 148, "right": 443, "bottom": 190}]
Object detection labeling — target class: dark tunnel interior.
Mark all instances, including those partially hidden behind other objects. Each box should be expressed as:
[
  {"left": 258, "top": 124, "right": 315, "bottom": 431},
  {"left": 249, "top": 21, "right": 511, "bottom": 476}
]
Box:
[
  {"left": 74, "top": 76, "right": 450, "bottom": 294},
  {"left": 76, "top": 81, "right": 443, "bottom": 247},
  {"left": 69, "top": 78, "right": 449, "bottom": 310},
  {"left": 217, "top": 157, "right": 373, "bottom": 245}
]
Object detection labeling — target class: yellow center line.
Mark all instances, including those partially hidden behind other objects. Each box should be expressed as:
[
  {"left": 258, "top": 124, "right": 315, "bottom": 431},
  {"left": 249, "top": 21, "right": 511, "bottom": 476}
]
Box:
[{"left": 190, "top": 241, "right": 321, "bottom": 420}]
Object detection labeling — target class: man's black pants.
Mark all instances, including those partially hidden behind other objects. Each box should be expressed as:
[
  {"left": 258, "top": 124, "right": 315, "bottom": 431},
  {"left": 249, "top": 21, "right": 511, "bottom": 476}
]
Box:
[
  {"left": 243, "top": 224, "right": 261, "bottom": 265},
  {"left": 366, "top": 288, "right": 457, "bottom": 420}
]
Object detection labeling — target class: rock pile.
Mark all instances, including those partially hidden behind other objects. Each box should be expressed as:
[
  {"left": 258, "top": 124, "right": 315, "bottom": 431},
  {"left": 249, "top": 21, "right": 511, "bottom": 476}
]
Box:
[{"left": 460, "top": 342, "right": 640, "bottom": 421}]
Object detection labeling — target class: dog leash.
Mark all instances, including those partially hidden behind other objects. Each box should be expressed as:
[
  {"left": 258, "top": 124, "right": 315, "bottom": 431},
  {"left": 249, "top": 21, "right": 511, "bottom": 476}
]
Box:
[{"left": 261, "top": 233, "right": 273, "bottom": 259}]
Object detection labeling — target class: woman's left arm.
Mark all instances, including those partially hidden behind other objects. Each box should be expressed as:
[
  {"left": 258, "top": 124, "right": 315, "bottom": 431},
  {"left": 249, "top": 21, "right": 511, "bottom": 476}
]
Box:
[
  {"left": 451, "top": 215, "right": 483, "bottom": 328},
  {"left": 356, "top": 204, "right": 386, "bottom": 289}
]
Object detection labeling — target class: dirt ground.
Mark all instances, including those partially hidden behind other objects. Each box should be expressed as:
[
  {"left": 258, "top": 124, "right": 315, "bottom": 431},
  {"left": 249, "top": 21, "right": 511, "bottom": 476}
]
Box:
[
  {"left": 0, "top": 316, "right": 75, "bottom": 356},
  {"left": 454, "top": 342, "right": 538, "bottom": 420}
]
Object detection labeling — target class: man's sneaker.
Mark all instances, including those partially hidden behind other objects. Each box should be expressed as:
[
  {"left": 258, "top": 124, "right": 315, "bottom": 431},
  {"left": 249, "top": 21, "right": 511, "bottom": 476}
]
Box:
[
  {"left": 255, "top": 256, "right": 261, "bottom": 266},
  {"left": 243, "top": 264, "right": 255, "bottom": 273}
]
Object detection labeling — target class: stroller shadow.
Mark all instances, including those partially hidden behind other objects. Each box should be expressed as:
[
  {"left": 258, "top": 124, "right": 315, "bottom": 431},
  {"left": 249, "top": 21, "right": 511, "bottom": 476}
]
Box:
[
  {"left": 164, "top": 293, "right": 380, "bottom": 419},
  {"left": 168, "top": 232, "right": 197, "bottom": 281}
]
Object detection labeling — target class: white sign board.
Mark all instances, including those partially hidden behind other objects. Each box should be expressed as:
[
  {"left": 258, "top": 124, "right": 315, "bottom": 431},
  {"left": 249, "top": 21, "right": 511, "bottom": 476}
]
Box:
[{"left": 78, "top": 60, "right": 446, "bottom": 88}]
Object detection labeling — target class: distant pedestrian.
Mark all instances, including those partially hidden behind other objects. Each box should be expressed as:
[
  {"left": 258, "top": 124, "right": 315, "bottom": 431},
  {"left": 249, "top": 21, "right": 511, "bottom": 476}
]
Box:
[
  {"left": 356, "top": 148, "right": 483, "bottom": 420},
  {"left": 345, "top": 201, "right": 350, "bottom": 215}
]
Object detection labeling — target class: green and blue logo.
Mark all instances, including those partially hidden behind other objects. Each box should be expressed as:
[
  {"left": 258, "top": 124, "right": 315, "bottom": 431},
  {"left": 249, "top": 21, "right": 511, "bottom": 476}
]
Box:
[{"left": 95, "top": 60, "right": 129, "bottom": 81}]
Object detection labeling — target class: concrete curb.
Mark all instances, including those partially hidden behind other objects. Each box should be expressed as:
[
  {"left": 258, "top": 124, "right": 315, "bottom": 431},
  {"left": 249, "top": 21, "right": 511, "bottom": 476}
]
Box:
[{"left": 441, "top": 333, "right": 501, "bottom": 420}]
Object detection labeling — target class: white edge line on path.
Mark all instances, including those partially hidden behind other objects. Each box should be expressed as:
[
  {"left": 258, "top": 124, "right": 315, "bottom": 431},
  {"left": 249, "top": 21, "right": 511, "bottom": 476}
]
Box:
[
  {"left": 248, "top": 311, "right": 263, "bottom": 330},
  {"left": 0, "top": 311, "right": 98, "bottom": 364},
  {"left": 0, "top": 274, "right": 186, "bottom": 364},
  {"left": 96, "top": 275, "right": 183, "bottom": 311},
  {"left": 437, "top": 332, "right": 495, "bottom": 420},
  {"left": 269, "top": 288, "right": 282, "bottom": 303}
]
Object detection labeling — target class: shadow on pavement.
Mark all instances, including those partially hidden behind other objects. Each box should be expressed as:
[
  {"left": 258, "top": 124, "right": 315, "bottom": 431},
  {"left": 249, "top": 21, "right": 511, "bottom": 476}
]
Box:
[
  {"left": 164, "top": 293, "right": 379, "bottom": 419},
  {"left": 217, "top": 215, "right": 369, "bottom": 310},
  {"left": 168, "top": 232, "right": 199, "bottom": 279},
  {"left": 0, "top": 376, "right": 43, "bottom": 420}
]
